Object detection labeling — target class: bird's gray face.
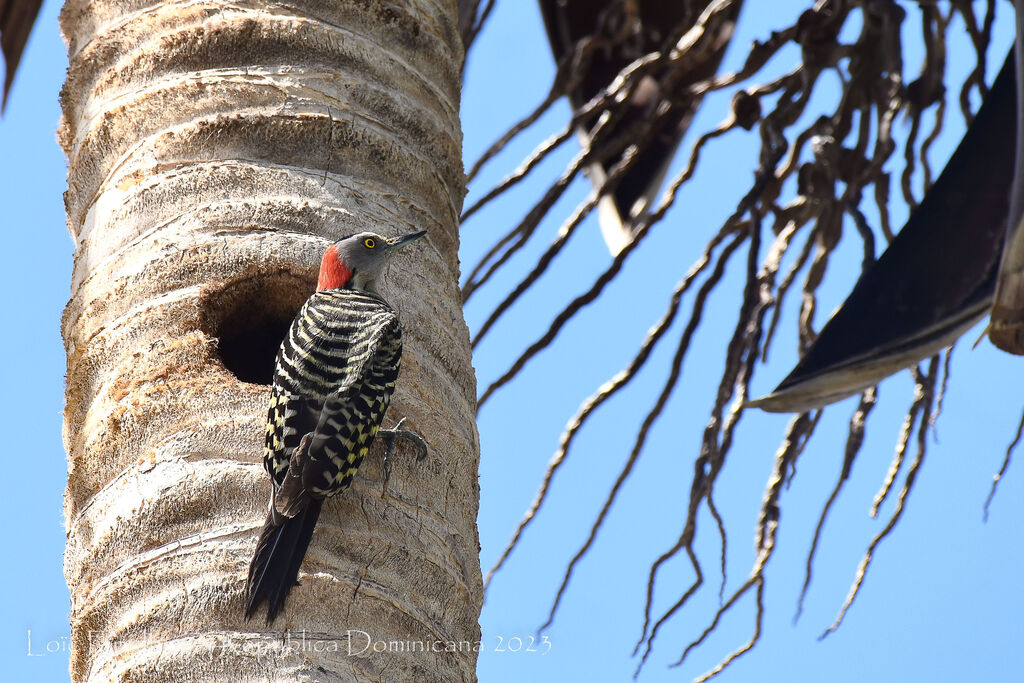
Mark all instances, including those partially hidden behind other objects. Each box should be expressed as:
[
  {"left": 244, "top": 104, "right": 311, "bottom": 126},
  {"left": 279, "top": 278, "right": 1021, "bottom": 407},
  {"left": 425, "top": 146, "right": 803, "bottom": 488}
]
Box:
[{"left": 331, "top": 230, "right": 426, "bottom": 292}]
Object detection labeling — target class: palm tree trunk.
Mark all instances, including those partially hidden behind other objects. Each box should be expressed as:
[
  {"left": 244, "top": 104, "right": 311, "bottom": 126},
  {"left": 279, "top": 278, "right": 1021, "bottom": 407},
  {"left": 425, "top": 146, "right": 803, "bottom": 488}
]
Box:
[{"left": 58, "top": 0, "right": 480, "bottom": 680}]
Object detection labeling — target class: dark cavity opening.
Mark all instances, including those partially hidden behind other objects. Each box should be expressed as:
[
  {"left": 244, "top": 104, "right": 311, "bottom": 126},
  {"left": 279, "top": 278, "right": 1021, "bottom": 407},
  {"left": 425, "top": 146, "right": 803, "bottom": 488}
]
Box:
[{"left": 200, "top": 268, "right": 314, "bottom": 385}]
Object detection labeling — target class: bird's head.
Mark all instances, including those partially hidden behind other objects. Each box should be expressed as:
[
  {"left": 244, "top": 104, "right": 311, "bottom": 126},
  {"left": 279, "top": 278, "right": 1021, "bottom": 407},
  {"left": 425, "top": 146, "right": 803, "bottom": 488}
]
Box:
[{"left": 317, "top": 230, "right": 427, "bottom": 293}]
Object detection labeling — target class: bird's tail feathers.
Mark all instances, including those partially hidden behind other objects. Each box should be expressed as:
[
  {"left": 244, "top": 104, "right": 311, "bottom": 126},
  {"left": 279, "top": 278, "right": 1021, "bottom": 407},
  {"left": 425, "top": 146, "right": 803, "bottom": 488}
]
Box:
[{"left": 244, "top": 498, "right": 323, "bottom": 623}]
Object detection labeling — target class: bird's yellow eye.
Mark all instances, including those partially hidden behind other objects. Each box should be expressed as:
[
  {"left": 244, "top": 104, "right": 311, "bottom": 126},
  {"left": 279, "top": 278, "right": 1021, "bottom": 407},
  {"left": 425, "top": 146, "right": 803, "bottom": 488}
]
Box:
[{"left": 364, "top": 237, "right": 376, "bottom": 249}]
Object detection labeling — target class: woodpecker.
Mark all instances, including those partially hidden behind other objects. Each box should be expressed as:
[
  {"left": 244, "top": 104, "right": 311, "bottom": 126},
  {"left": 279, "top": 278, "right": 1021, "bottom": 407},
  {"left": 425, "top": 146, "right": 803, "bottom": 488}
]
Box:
[{"left": 245, "top": 229, "right": 426, "bottom": 623}]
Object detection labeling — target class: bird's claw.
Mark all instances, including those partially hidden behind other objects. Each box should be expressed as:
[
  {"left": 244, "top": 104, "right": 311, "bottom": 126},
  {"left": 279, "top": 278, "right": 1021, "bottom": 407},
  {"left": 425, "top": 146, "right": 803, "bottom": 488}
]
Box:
[{"left": 379, "top": 417, "right": 429, "bottom": 485}]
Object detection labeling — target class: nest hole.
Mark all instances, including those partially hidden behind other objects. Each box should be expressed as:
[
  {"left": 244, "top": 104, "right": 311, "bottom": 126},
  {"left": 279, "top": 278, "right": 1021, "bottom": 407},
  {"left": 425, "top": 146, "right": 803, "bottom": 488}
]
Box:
[{"left": 200, "top": 268, "right": 315, "bottom": 385}]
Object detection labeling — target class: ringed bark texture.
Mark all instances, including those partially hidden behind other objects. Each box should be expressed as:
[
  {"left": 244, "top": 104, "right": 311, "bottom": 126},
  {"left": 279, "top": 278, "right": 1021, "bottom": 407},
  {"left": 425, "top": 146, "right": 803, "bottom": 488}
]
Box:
[{"left": 59, "top": 0, "right": 481, "bottom": 680}]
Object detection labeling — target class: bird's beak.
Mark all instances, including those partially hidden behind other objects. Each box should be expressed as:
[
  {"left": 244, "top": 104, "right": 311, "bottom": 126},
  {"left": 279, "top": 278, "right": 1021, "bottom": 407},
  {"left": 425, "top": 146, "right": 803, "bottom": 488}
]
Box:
[{"left": 386, "top": 230, "right": 427, "bottom": 252}]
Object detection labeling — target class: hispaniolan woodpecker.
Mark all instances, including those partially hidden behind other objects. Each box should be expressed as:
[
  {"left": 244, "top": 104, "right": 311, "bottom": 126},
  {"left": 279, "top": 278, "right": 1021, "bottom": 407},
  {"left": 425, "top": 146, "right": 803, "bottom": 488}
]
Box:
[{"left": 245, "top": 230, "right": 427, "bottom": 623}]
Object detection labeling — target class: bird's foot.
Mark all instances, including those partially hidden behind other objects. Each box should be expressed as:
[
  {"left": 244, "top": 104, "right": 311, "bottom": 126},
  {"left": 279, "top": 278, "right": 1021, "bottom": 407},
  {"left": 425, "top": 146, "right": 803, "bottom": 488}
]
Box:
[{"left": 379, "top": 417, "right": 429, "bottom": 483}]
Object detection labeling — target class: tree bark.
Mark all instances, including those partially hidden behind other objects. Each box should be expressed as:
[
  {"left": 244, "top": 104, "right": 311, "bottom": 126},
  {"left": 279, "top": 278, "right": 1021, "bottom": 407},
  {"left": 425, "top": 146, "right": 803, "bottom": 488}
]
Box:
[{"left": 58, "top": 0, "right": 481, "bottom": 680}]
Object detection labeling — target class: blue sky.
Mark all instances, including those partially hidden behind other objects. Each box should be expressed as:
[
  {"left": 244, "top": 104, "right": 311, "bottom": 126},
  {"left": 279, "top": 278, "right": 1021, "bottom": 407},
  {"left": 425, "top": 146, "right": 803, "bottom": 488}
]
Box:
[{"left": 4, "top": 1, "right": 1024, "bottom": 681}]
